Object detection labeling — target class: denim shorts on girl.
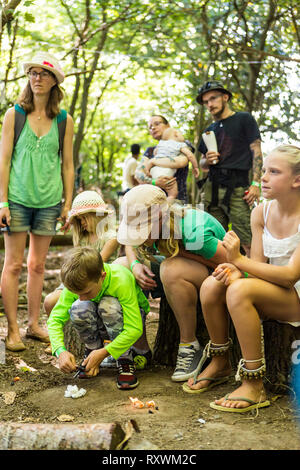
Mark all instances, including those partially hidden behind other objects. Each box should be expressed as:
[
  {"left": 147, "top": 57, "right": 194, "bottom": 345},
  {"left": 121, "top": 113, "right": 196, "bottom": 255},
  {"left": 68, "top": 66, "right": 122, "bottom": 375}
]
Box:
[{"left": 8, "top": 200, "right": 61, "bottom": 236}]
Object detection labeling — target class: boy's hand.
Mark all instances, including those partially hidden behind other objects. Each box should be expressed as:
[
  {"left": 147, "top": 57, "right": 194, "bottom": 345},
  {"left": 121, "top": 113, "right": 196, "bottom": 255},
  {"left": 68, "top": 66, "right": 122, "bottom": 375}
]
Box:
[
  {"left": 58, "top": 350, "right": 77, "bottom": 373},
  {"left": 82, "top": 348, "right": 109, "bottom": 376},
  {"left": 192, "top": 167, "right": 200, "bottom": 178},
  {"left": 145, "top": 159, "right": 155, "bottom": 176}
]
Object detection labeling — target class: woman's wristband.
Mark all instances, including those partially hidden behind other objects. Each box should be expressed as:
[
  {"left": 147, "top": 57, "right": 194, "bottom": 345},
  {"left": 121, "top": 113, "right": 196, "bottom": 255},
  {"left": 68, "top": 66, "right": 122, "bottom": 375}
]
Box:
[
  {"left": 251, "top": 181, "right": 260, "bottom": 188},
  {"left": 151, "top": 179, "right": 156, "bottom": 186},
  {"left": 130, "top": 260, "right": 141, "bottom": 272},
  {"left": 244, "top": 272, "right": 249, "bottom": 278},
  {"left": 0, "top": 202, "right": 9, "bottom": 209}
]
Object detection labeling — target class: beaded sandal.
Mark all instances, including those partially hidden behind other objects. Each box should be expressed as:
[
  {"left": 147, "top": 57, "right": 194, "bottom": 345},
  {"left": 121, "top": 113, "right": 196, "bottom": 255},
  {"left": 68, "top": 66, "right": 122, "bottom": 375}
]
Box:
[
  {"left": 182, "top": 339, "right": 232, "bottom": 394},
  {"left": 209, "top": 357, "right": 270, "bottom": 413}
]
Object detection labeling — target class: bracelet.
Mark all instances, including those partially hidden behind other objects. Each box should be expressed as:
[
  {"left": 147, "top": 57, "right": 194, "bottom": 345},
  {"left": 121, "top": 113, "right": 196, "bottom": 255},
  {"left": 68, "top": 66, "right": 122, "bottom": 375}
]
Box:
[
  {"left": 0, "top": 202, "right": 9, "bottom": 209},
  {"left": 55, "top": 346, "right": 67, "bottom": 357},
  {"left": 130, "top": 260, "right": 141, "bottom": 271},
  {"left": 151, "top": 179, "right": 156, "bottom": 186},
  {"left": 251, "top": 181, "right": 260, "bottom": 188},
  {"left": 244, "top": 272, "right": 249, "bottom": 278}
]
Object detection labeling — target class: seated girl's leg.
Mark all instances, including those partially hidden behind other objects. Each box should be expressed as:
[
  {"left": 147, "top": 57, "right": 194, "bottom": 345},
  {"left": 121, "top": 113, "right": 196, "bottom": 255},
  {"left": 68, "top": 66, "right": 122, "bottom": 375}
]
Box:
[
  {"left": 44, "top": 289, "right": 62, "bottom": 316},
  {"left": 213, "top": 278, "right": 300, "bottom": 410},
  {"left": 185, "top": 275, "right": 232, "bottom": 391}
]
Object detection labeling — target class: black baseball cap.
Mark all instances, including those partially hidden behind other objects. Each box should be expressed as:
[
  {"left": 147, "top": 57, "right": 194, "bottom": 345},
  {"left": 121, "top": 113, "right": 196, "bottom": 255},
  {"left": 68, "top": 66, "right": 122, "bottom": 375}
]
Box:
[{"left": 196, "top": 80, "right": 232, "bottom": 104}]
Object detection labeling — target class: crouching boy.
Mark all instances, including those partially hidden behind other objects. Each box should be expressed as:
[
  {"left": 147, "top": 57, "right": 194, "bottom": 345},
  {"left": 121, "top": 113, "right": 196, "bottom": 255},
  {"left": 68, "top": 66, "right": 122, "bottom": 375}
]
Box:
[{"left": 47, "top": 246, "right": 150, "bottom": 390}]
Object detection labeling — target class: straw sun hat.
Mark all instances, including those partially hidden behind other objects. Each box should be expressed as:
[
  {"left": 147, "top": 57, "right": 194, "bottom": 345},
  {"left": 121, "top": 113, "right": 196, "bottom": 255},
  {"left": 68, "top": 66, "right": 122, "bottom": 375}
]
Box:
[
  {"left": 23, "top": 52, "right": 65, "bottom": 84},
  {"left": 68, "top": 191, "right": 114, "bottom": 224}
]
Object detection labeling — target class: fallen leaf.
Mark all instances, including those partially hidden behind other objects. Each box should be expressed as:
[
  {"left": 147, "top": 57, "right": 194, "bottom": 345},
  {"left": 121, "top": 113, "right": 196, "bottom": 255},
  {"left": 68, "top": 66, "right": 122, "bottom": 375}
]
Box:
[
  {"left": 2, "top": 391, "right": 16, "bottom": 405},
  {"left": 57, "top": 414, "right": 75, "bottom": 422}
]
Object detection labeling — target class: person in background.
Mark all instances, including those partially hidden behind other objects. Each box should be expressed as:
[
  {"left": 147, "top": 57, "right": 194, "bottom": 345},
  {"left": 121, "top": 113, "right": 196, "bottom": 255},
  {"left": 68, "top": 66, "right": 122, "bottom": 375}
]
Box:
[
  {"left": 197, "top": 80, "right": 263, "bottom": 256},
  {"left": 0, "top": 51, "right": 74, "bottom": 351},
  {"left": 121, "top": 144, "right": 140, "bottom": 194}
]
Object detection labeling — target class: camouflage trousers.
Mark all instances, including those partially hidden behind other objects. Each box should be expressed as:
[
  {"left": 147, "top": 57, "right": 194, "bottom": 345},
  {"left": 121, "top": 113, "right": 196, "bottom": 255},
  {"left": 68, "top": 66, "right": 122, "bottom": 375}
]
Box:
[{"left": 70, "top": 296, "right": 146, "bottom": 360}]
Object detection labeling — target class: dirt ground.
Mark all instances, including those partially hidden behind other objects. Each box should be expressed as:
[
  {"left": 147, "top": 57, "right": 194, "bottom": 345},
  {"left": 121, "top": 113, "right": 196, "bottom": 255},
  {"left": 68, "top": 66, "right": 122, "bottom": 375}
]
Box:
[{"left": 0, "top": 246, "right": 300, "bottom": 451}]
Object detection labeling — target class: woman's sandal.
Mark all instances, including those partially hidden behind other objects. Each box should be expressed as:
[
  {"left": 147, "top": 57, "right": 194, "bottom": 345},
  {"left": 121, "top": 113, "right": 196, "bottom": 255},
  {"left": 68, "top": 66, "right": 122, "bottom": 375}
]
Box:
[
  {"left": 182, "top": 339, "right": 232, "bottom": 394},
  {"left": 182, "top": 376, "right": 230, "bottom": 394},
  {"left": 5, "top": 337, "right": 26, "bottom": 352},
  {"left": 210, "top": 357, "right": 270, "bottom": 413},
  {"left": 210, "top": 393, "right": 270, "bottom": 413},
  {"left": 25, "top": 328, "right": 50, "bottom": 343}
]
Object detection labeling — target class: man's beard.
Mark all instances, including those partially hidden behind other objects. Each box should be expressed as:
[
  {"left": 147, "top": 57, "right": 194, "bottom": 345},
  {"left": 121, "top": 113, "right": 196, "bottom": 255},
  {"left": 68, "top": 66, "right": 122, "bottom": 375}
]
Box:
[{"left": 212, "top": 102, "right": 226, "bottom": 120}]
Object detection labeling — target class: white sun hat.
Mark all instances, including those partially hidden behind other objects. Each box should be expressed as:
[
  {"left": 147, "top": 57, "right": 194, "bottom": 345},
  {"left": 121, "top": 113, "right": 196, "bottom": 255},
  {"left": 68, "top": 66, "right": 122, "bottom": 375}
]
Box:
[
  {"left": 68, "top": 191, "right": 114, "bottom": 223},
  {"left": 23, "top": 52, "right": 65, "bottom": 84},
  {"left": 117, "top": 184, "right": 169, "bottom": 246}
]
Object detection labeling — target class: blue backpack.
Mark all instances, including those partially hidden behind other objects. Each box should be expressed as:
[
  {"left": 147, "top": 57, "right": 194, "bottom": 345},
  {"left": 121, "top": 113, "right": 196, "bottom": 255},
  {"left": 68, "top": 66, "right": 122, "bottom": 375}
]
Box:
[{"left": 14, "top": 104, "right": 67, "bottom": 157}]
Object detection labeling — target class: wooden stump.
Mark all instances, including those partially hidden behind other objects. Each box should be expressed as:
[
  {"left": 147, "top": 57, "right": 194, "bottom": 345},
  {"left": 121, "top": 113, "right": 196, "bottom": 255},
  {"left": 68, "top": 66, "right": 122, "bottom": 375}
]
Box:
[{"left": 263, "top": 320, "right": 300, "bottom": 393}]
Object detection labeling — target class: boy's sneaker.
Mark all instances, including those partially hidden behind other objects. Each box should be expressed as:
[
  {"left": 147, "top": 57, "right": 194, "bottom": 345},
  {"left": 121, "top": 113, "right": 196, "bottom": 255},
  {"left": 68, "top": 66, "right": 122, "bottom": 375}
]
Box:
[
  {"left": 132, "top": 349, "right": 152, "bottom": 370},
  {"left": 116, "top": 359, "right": 139, "bottom": 390},
  {"left": 100, "top": 355, "right": 117, "bottom": 369},
  {"left": 171, "top": 344, "right": 204, "bottom": 382}
]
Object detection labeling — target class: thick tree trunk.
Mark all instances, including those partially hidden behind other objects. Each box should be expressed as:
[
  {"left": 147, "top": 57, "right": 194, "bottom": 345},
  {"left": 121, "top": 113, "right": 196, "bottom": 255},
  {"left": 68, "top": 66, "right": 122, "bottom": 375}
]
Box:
[{"left": 0, "top": 422, "right": 125, "bottom": 450}]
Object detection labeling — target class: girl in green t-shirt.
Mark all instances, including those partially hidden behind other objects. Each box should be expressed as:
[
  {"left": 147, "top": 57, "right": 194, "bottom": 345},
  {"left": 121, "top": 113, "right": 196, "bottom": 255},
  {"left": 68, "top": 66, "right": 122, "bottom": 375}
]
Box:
[{"left": 117, "top": 184, "right": 228, "bottom": 383}]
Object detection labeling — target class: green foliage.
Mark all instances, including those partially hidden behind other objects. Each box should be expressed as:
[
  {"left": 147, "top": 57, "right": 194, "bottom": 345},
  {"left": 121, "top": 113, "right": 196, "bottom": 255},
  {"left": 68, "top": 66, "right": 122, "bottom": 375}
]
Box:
[{"left": 0, "top": 0, "right": 299, "bottom": 200}]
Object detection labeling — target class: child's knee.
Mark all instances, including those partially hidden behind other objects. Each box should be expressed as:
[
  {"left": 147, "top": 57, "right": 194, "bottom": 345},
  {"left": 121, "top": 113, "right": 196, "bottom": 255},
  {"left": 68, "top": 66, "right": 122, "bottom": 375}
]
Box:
[{"left": 70, "top": 299, "right": 97, "bottom": 324}]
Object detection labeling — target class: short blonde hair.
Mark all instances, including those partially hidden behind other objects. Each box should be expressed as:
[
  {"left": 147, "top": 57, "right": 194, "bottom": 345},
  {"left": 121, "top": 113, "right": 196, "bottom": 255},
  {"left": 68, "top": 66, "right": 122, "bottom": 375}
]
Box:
[
  {"left": 162, "top": 127, "right": 184, "bottom": 142},
  {"left": 271, "top": 145, "right": 300, "bottom": 174},
  {"left": 61, "top": 246, "right": 103, "bottom": 292}
]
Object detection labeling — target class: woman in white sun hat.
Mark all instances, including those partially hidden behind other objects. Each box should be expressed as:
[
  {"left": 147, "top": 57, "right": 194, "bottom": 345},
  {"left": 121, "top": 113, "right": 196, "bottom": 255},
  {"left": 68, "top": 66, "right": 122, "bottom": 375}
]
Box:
[
  {"left": 43, "top": 190, "right": 119, "bottom": 317},
  {"left": 0, "top": 51, "right": 74, "bottom": 351},
  {"left": 117, "top": 184, "right": 228, "bottom": 383}
]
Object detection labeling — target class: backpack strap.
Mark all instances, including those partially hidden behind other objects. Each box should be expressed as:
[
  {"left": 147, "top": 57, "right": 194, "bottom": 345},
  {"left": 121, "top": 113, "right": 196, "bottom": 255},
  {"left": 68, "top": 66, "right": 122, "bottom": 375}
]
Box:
[
  {"left": 57, "top": 109, "right": 67, "bottom": 158},
  {"left": 14, "top": 105, "right": 67, "bottom": 158},
  {"left": 14, "top": 104, "right": 27, "bottom": 148}
]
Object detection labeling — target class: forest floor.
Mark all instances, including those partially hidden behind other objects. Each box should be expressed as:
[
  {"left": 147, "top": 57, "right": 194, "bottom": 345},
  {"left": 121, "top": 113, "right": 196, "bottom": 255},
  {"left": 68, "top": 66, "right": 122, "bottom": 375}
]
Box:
[{"left": 0, "top": 246, "right": 300, "bottom": 451}]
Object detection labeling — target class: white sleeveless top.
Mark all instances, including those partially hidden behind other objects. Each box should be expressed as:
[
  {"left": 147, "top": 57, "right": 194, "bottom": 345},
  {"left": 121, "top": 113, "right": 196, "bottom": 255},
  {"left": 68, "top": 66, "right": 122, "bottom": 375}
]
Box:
[{"left": 262, "top": 201, "right": 300, "bottom": 326}]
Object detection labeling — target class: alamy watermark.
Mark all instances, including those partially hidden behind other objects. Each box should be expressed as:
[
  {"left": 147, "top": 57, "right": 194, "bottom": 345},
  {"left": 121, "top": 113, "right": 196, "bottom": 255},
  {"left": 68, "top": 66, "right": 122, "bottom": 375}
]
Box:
[
  {"left": 96, "top": 202, "right": 205, "bottom": 250},
  {"left": 291, "top": 340, "right": 300, "bottom": 365}
]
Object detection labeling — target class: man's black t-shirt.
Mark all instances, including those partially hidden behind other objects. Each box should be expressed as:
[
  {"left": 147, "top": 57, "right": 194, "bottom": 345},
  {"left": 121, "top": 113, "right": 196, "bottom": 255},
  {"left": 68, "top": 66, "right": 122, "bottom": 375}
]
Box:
[{"left": 198, "top": 112, "right": 261, "bottom": 171}]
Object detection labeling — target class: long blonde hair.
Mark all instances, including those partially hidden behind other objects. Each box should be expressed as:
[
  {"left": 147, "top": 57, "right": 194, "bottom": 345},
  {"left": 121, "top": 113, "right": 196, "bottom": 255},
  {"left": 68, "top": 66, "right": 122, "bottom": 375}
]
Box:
[{"left": 71, "top": 213, "right": 108, "bottom": 247}]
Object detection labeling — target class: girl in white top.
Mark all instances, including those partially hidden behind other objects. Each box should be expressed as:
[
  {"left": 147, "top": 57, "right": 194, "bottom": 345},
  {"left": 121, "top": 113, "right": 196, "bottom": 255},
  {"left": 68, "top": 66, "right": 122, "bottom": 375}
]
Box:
[{"left": 183, "top": 144, "right": 300, "bottom": 413}]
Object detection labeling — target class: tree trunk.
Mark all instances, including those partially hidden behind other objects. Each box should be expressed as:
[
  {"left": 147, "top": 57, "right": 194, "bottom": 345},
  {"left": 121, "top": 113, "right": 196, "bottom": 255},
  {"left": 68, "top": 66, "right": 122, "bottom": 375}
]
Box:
[{"left": 64, "top": 320, "right": 85, "bottom": 359}]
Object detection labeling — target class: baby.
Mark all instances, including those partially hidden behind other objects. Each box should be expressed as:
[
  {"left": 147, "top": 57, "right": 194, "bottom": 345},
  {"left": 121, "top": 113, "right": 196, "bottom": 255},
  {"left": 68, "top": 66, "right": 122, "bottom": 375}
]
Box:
[{"left": 145, "top": 128, "right": 199, "bottom": 199}]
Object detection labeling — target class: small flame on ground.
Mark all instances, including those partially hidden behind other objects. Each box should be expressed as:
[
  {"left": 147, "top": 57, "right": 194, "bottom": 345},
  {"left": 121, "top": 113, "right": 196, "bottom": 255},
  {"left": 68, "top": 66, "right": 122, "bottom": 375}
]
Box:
[
  {"left": 129, "top": 397, "right": 156, "bottom": 409},
  {"left": 129, "top": 397, "right": 144, "bottom": 408}
]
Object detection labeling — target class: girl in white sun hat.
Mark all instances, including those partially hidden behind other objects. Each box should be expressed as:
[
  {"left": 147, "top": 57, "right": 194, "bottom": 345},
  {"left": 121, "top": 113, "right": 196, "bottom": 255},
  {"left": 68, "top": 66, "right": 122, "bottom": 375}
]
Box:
[
  {"left": 44, "top": 190, "right": 119, "bottom": 316},
  {"left": 0, "top": 51, "right": 74, "bottom": 351}
]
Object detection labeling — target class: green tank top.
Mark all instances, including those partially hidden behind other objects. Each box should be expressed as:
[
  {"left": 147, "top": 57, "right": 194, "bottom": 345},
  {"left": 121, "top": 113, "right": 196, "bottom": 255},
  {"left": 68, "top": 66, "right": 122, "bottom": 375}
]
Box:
[{"left": 8, "top": 117, "right": 63, "bottom": 208}]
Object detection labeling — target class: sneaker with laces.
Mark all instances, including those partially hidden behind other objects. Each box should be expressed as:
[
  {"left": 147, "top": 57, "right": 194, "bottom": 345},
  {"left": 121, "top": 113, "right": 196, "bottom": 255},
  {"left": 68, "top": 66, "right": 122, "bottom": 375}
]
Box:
[
  {"left": 116, "top": 358, "right": 139, "bottom": 390},
  {"left": 171, "top": 344, "right": 205, "bottom": 382},
  {"left": 132, "top": 349, "right": 152, "bottom": 370}
]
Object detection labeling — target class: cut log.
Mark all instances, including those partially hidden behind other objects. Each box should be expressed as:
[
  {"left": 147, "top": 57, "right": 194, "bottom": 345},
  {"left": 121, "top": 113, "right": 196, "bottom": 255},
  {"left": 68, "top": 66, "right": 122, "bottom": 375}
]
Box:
[{"left": 0, "top": 422, "right": 125, "bottom": 450}]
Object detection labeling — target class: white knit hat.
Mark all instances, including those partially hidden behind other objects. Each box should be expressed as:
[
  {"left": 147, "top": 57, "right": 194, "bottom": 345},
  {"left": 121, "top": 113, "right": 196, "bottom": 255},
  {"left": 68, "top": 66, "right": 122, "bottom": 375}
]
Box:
[
  {"left": 23, "top": 52, "right": 65, "bottom": 84},
  {"left": 68, "top": 191, "right": 114, "bottom": 223}
]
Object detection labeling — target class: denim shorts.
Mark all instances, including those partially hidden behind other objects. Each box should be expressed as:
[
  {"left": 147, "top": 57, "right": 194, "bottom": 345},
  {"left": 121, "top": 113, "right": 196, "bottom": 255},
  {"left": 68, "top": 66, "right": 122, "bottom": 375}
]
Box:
[{"left": 8, "top": 200, "right": 61, "bottom": 236}]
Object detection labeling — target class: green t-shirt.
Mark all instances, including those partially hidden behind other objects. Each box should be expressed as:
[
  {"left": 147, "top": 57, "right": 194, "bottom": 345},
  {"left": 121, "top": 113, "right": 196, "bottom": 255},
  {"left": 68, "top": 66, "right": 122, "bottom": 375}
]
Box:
[
  {"left": 8, "top": 117, "right": 63, "bottom": 208},
  {"left": 47, "top": 263, "right": 150, "bottom": 360},
  {"left": 182, "top": 209, "right": 226, "bottom": 259}
]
